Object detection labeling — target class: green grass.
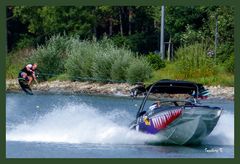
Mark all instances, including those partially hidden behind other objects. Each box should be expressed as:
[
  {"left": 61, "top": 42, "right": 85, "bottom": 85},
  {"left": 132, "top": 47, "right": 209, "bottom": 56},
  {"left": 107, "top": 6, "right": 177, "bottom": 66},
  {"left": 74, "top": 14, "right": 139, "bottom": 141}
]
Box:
[
  {"left": 145, "top": 43, "right": 234, "bottom": 87},
  {"left": 6, "top": 48, "right": 34, "bottom": 79},
  {"left": 145, "top": 62, "right": 234, "bottom": 86},
  {"left": 175, "top": 43, "right": 217, "bottom": 79},
  {"left": 145, "top": 62, "right": 177, "bottom": 84}
]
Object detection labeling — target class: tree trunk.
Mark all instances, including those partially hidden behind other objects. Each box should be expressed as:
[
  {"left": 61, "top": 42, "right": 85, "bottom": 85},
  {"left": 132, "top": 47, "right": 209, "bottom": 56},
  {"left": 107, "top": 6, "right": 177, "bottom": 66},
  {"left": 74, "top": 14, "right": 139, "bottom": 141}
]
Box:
[
  {"left": 167, "top": 37, "right": 171, "bottom": 61},
  {"left": 109, "top": 16, "right": 113, "bottom": 36},
  {"left": 154, "top": 20, "right": 157, "bottom": 28},
  {"left": 92, "top": 7, "right": 97, "bottom": 40},
  {"left": 119, "top": 7, "right": 123, "bottom": 36},
  {"left": 128, "top": 7, "right": 132, "bottom": 35},
  {"left": 93, "top": 25, "right": 97, "bottom": 41}
]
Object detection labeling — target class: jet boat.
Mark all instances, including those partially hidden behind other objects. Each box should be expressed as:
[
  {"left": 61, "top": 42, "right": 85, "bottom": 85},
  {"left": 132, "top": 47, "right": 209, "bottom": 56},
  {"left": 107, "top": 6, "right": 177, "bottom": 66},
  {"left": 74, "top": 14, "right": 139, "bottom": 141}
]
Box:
[{"left": 129, "top": 79, "right": 222, "bottom": 145}]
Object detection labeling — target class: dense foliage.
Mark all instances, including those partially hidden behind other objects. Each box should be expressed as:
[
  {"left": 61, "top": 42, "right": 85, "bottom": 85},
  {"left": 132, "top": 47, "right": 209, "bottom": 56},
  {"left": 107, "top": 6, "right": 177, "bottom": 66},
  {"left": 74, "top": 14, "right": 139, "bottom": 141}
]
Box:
[
  {"left": 8, "top": 6, "right": 233, "bottom": 59},
  {"left": 146, "top": 53, "right": 166, "bottom": 70}
]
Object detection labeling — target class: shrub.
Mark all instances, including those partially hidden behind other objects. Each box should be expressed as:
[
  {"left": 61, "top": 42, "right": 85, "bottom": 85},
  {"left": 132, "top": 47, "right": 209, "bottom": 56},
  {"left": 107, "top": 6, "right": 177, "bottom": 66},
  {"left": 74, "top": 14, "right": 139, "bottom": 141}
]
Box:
[
  {"left": 65, "top": 40, "right": 97, "bottom": 80},
  {"left": 126, "top": 57, "right": 152, "bottom": 84},
  {"left": 65, "top": 38, "right": 153, "bottom": 83},
  {"left": 146, "top": 53, "right": 165, "bottom": 70},
  {"left": 24, "top": 35, "right": 154, "bottom": 83},
  {"left": 111, "top": 34, "right": 131, "bottom": 49},
  {"left": 90, "top": 39, "right": 118, "bottom": 81},
  {"left": 217, "top": 43, "right": 234, "bottom": 63},
  {"left": 175, "top": 43, "right": 216, "bottom": 79},
  {"left": 15, "top": 34, "right": 36, "bottom": 50},
  {"left": 110, "top": 50, "right": 135, "bottom": 81},
  {"left": 91, "top": 52, "right": 116, "bottom": 81},
  {"left": 224, "top": 52, "right": 234, "bottom": 73},
  {"left": 28, "top": 35, "right": 71, "bottom": 79}
]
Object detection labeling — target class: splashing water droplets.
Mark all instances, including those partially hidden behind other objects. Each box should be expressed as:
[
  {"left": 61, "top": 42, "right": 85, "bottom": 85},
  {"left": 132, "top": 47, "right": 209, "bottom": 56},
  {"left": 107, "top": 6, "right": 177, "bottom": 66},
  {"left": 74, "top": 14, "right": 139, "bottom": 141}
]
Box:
[{"left": 6, "top": 103, "right": 158, "bottom": 144}]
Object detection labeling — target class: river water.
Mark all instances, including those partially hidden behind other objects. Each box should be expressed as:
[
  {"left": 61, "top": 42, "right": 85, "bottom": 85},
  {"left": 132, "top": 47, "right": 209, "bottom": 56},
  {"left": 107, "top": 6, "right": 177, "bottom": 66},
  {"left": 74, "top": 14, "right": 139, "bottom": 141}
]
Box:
[{"left": 6, "top": 92, "right": 234, "bottom": 158}]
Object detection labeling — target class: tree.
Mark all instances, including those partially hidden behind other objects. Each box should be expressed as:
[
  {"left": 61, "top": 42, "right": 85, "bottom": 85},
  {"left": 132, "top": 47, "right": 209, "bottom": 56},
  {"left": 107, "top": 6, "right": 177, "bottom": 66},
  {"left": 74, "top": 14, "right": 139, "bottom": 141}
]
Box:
[
  {"left": 13, "top": 6, "right": 96, "bottom": 38},
  {"left": 8, "top": 5, "right": 233, "bottom": 58}
]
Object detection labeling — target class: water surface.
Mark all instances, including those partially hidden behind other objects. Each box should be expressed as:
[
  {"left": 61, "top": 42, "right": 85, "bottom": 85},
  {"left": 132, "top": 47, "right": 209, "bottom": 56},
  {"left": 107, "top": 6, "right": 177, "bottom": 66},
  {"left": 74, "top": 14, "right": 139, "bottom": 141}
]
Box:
[{"left": 6, "top": 92, "right": 234, "bottom": 158}]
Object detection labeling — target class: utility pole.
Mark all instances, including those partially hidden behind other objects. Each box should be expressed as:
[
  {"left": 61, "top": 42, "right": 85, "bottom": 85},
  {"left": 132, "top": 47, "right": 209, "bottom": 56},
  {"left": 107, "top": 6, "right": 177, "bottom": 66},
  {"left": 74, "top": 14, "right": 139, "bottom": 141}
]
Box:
[
  {"left": 214, "top": 14, "right": 218, "bottom": 62},
  {"left": 160, "top": 4, "right": 165, "bottom": 60}
]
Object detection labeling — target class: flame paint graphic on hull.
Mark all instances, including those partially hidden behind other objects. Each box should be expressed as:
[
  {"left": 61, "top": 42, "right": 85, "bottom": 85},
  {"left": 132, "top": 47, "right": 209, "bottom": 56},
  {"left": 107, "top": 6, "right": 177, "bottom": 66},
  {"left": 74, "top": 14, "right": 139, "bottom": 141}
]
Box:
[{"left": 151, "top": 108, "right": 182, "bottom": 130}]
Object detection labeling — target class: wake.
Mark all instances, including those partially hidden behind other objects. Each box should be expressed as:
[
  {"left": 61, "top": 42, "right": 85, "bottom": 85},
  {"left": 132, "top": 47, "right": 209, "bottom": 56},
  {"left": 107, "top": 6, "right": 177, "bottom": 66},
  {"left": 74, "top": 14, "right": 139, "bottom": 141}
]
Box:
[
  {"left": 202, "top": 111, "right": 234, "bottom": 146},
  {"left": 6, "top": 103, "right": 158, "bottom": 144},
  {"left": 6, "top": 102, "right": 234, "bottom": 146}
]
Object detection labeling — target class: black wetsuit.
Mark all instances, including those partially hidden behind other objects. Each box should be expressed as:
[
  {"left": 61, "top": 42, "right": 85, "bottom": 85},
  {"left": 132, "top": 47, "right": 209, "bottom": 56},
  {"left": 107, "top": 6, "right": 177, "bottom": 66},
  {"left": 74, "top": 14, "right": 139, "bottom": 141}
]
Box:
[
  {"left": 20, "top": 64, "right": 34, "bottom": 76},
  {"left": 18, "top": 65, "right": 33, "bottom": 95}
]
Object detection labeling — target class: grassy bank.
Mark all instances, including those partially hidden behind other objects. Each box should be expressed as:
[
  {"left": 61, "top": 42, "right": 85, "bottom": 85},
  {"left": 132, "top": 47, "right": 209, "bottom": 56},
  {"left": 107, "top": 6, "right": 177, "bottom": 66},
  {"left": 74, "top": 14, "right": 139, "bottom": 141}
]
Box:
[
  {"left": 145, "top": 44, "right": 234, "bottom": 87},
  {"left": 145, "top": 63, "right": 234, "bottom": 86}
]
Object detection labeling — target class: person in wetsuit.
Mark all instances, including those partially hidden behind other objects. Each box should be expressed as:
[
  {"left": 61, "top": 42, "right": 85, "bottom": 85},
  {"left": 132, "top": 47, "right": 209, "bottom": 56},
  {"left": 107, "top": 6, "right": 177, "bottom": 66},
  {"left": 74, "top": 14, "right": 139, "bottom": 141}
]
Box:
[
  {"left": 19, "top": 63, "right": 38, "bottom": 85},
  {"left": 149, "top": 101, "right": 161, "bottom": 111},
  {"left": 18, "top": 63, "right": 38, "bottom": 95}
]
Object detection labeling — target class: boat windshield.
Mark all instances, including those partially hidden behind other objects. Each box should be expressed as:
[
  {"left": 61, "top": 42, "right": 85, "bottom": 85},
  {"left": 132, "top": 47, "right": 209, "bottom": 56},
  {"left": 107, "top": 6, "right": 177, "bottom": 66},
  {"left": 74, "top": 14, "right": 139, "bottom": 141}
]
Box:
[
  {"left": 133, "top": 80, "right": 208, "bottom": 118},
  {"left": 142, "top": 92, "right": 193, "bottom": 112}
]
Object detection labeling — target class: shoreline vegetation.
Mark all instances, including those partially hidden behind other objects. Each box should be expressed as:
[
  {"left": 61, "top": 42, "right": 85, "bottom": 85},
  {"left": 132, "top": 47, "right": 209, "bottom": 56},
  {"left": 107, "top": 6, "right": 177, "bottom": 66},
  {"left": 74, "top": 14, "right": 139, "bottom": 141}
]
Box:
[
  {"left": 6, "top": 36, "right": 234, "bottom": 88},
  {"left": 6, "top": 6, "right": 234, "bottom": 100},
  {"left": 6, "top": 79, "right": 234, "bottom": 100}
]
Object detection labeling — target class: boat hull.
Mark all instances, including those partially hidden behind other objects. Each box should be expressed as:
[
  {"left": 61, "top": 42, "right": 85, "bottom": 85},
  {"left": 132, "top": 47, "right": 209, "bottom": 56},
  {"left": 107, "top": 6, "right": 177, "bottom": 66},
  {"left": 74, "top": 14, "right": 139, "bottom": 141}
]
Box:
[{"left": 131, "top": 106, "right": 222, "bottom": 145}]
